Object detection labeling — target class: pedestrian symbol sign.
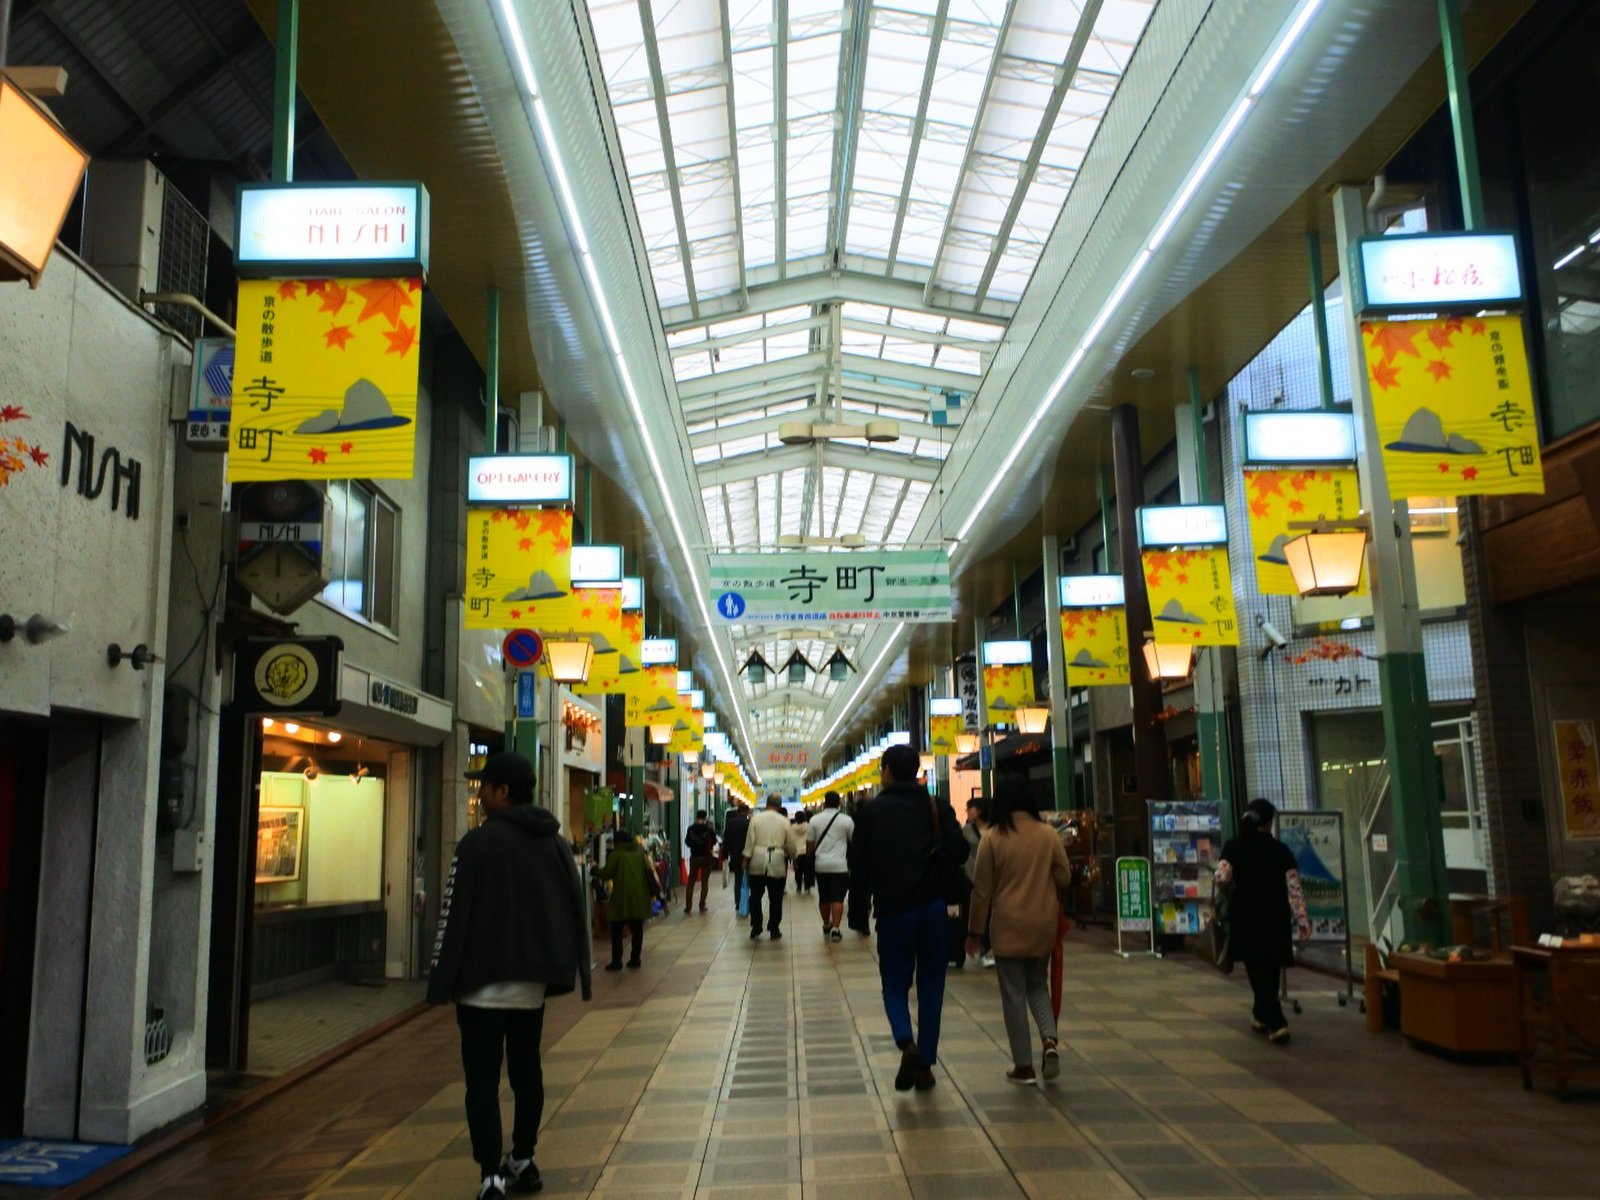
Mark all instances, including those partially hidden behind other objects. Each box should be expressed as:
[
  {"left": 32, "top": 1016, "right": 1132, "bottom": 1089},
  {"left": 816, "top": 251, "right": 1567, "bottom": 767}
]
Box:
[{"left": 716, "top": 591, "right": 746, "bottom": 619}]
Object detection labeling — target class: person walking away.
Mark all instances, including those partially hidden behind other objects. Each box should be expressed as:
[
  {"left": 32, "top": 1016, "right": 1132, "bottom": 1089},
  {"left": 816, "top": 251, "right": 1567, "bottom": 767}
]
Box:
[
  {"left": 722, "top": 801, "right": 752, "bottom": 911},
  {"left": 684, "top": 809, "right": 718, "bottom": 914},
  {"left": 958, "top": 798, "right": 991, "bottom": 968},
  {"left": 429, "top": 752, "right": 591, "bottom": 1199},
  {"left": 744, "top": 795, "right": 793, "bottom": 940},
  {"left": 789, "top": 810, "right": 814, "bottom": 894},
  {"left": 966, "top": 775, "right": 1072, "bottom": 1085},
  {"left": 808, "top": 791, "right": 855, "bottom": 941},
  {"left": 1215, "top": 797, "right": 1311, "bottom": 1044},
  {"left": 848, "top": 744, "right": 969, "bottom": 1092},
  {"left": 598, "top": 830, "right": 656, "bottom": 970}
]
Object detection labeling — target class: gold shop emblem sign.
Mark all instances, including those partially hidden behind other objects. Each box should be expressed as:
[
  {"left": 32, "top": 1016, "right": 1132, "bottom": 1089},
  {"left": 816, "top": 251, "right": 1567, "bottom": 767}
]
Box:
[{"left": 255, "top": 642, "right": 319, "bottom": 707}]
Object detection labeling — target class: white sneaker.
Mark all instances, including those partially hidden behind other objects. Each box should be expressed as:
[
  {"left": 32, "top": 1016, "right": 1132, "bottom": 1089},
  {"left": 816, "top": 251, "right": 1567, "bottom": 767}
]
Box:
[
  {"left": 980, "top": 952, "right": 996, "bottom": 968},
  {"left": 477, "top": 1175, "right": 507, "bottom": 1199}
]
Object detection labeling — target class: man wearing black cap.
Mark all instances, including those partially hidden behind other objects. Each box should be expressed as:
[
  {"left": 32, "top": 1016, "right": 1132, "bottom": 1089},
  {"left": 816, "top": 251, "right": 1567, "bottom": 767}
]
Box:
[{"left": 429, "top": 752, "right": 592, "bottom": 1199}]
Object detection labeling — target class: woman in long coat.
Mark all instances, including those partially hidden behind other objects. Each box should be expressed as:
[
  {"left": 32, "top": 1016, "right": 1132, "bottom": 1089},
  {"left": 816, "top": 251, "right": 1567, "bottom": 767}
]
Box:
[
  {"left": 599, "top": 832, "right": 655, "bottom": 970},
  {"left": 1215, "top": 798, "right": 1311, "bottom": 1042}
]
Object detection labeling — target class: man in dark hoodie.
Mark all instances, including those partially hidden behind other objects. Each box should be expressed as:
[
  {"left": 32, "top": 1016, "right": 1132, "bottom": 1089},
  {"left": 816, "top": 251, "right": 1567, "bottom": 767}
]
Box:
[
  {"left": 429, "top": 752, "right": 592, "bottom": 1200},
  {"left": 848, "top": 743, "right": 968, "bottom": 1093},
  {"left": 721, "top": 800, "right": 752, "bottom": 915}
]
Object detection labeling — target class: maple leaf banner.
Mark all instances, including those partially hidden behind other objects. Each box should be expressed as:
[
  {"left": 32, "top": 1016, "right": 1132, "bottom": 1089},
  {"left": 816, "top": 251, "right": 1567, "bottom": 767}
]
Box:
[
  {"left": 1060, "top": 606, "right": 1131, "bottom": 686},
  {"left": 228, "top": 277, "right": 421, "bottom": 482},
  {"left": 929, "top": 714, "right": 963, "bottom": 755},
  {"left": 464, "top": 507, "right": 576, "bottom": 631},
  {"left": 1363, "top": 314, "right": 1544, "bottom": 499},
  {"left": 572, "top": 602, "right": 641, "bottom": 697},
  {"left": 1243, "top": 467, "right": 1366, "bottom": 596},
  {"left": 624, "top": 665, "right": 679, "bottom": 728},
  {"left": 983, "top": 664, "right": 1034, "bottom": 726},
  {"left": 668, "top": 705, "right": 705, "bottom": 754},
  {"left": 1141, "top": 547, "right": 1240, "bottom": 646}
]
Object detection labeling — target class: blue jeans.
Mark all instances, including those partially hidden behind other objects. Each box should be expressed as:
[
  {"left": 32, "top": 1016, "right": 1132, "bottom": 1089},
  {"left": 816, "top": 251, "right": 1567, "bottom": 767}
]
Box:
[{"left": 875, "top": 898, "right": 950, "bottom": 1067}]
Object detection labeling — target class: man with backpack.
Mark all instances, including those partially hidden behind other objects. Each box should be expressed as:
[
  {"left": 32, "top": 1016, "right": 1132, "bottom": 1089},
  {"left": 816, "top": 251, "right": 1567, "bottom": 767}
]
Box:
[{"left": 683, "top": 809, "right": 718, "bottom": 914}]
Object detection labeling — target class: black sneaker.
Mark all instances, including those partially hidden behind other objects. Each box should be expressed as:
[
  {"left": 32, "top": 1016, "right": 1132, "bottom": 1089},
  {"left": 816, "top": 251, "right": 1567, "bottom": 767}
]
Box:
[
  {"left": 750, "top": 928, "right": 761, "bottom": 940},
  {"left": 500, "top": 1156, "right": 542, "bottom": 1194},
  {"left": 769, "top": 930, "right": 782, "bottom": 940},
  {"left": 894, "top": 1043, "right": 920, "bottom": 1092},
  {"left": 476, "top": 1175, "right": 507, "bottom": 1199},
  {"left": 604, "top": 961, "right": 622, "bottom": 972},
  {"left": 829, "top": 929, "right": 843, "bottom": 943},
  {"left": 913, "top": 1067, "right": 937, "bottom": 1091}
]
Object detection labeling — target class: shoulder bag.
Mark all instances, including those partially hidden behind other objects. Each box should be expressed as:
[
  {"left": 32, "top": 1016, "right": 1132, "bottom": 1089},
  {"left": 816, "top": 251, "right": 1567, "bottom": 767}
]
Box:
[{"left": 927, "top": 795, "right": 972, "bottom": 907}]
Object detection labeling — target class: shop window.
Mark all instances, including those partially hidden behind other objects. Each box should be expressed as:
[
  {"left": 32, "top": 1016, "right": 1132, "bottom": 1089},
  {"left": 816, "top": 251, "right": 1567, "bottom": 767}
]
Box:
[
  {"left": 1291, "top": 498, "right": 1466, "bottom": 631},
  {"left": 323, "top": 480, "right": 399, "bottom": 630}
]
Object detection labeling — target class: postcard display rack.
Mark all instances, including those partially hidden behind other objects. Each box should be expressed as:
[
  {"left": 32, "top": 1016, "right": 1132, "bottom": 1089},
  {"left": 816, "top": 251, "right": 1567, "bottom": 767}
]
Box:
[{"left": 1147, "top": 800, "right": 1222, "bottom": 936}]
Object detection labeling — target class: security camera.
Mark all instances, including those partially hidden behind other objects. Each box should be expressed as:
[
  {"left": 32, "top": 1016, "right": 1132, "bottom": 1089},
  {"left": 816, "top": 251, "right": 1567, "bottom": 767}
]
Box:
[{"left": 1260, "top": 621, "right": 1288, "bottom": 648}]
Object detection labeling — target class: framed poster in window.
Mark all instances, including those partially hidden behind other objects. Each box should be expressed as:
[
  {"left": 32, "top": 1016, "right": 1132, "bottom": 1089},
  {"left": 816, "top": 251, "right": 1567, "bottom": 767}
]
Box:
[{"left": 256, "top": 806, "right": 304, "bottom": 883}]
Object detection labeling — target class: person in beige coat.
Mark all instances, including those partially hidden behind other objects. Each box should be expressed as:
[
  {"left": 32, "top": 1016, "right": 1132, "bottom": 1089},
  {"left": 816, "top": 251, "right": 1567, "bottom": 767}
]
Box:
[{"left": 966, "top": 775, "right": 1071, "bottom": 1085}]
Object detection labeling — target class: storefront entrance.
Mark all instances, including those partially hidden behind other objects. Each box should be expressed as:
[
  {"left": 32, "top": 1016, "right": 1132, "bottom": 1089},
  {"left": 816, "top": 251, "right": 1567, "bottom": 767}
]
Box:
[{"left": 0, "top": 721, "right": 48, "bottom": 1136}]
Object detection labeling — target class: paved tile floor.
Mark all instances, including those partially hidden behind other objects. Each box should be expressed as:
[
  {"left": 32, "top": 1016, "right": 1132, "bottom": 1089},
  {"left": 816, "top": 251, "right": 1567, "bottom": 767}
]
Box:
[
  {"left": 249, "top": 979, "right": 428, "bottom": 1075},
  {"left": 90, "top": 883, "right": 1597, "bottom": 1200}
]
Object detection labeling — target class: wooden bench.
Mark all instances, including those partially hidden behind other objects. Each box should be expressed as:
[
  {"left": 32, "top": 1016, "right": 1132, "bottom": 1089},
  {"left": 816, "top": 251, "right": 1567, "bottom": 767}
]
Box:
[{"left": 1515, "top": 944, "right": 1600, "bottom": 1098}]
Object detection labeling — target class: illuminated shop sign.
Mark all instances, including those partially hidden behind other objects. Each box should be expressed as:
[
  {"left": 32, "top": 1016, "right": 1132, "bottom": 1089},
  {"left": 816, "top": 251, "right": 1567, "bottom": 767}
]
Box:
[
  {"left": 1242, "top": 411, "right": 1357, "bottom": 465},
  {"left": 570, "top": 544, "right": 623, "bottom": 587},
  {"left": 621, "top": 576, "right": 643, "bottom": 611},
  {"left": 640, "top": 638, "right": 677, "bottom": 665},
  {"left": 1059, "top": 575, "right": 1126, "bottom": 608},
  {"left": 981, "top": 640, "right": 1032, "bottom": 666},
  {"left": 929, "top": 698, "right": 964, "bottom": 716},
  {"left": 1137, "top": 504, "right": 1228, "bottom": 548},
  {"left": 1353, "top": 231, "right": 1522, "bottom": 315},
  {"left": 466, "top": 454, "right": 574, "bottom": 505},
  {"left": 236, "top": 181, "right": 430, "bottom": 277}
]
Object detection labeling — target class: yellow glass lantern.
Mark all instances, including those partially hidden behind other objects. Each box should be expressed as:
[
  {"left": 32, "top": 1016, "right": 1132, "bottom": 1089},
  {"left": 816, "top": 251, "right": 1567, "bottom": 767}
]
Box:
[
  {"left": 1014, "top": 703, "right": 1050, "bottom": 734},
  {"left": 1284, "top": 519, "right": 1371, "bottom": 598},
  {"left": 544, "top": 638, "right": 595, "bottom": 684},
  {"left": 1142, "top": 638, "right": 1194, "bottom": 682}
]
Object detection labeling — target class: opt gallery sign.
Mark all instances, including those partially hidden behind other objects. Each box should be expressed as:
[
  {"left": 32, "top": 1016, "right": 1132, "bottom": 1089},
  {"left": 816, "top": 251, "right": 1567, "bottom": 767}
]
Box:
[{"left": 708, "top": 550, "right": 951, "bottom": 624}]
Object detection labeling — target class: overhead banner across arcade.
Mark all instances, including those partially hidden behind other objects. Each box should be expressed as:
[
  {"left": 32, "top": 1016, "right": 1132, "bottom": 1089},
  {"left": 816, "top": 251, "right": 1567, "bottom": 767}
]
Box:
[{"left": 707, "top": 550, "right": 952, "bottom": 624}]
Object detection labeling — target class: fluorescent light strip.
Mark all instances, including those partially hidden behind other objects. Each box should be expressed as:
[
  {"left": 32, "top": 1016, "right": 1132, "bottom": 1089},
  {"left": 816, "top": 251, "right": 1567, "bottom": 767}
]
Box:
[
  {"left": 1554, "top": 245, "right": 1584, "bottom": 270},
  {"left": 952, "top": 2, "right": 1325, "bottom": 550},
  {"left": 494, "top": 5, "right": 758, "bottom": 773}
]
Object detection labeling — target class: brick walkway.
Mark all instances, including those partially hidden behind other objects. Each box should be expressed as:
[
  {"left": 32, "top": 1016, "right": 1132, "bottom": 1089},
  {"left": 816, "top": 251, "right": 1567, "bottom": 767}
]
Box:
[{"left": 84, "top": 884, "right": 1598, "bottom": 1200}]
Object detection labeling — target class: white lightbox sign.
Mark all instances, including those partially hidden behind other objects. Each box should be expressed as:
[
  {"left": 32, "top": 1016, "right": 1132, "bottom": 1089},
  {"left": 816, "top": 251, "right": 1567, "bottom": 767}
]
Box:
[
  {"left": 1355, "top": 231, "right": 1522, "bottom": 314},
  {"left": 641, "top": 638, "right": 677, "bottom": 665},
  {"left": 982, "top": 640, "right": 1033, "bottom": 666},
  {"left": 235, "top": 181, "right": 430, "bottom": 276},
  {"left": 1242, "top": 411, "right": 1357, "bottom": 465},
  {"left": 887, "top": 731, "right": 912, "bottom": 746},
  {"left": 688, "top": 690, "right": 705, "bottom": 710},
  {"left": 570, "top": 544, "right": 623, "bottom": 587},
  {"left": 676, "top": 670, "right": 693, "bottom": 693},
  {"left": 1138, "top": 505, "right": 1228, "bottom": 548},
  {"left": 930, "top": 697, "right": 964, "bottom": 716},
  {"left": 704, "top": 712, "right": 718, "bottom": 729},
  {"left": 1060, "top": 575, "right": 1126, "bottom": 608},
  {"left": 466, "top": 454, "right": 574, "bottom": 505},
  {"left": 621, "top": 576, "right": 643, "bottom": 611}
]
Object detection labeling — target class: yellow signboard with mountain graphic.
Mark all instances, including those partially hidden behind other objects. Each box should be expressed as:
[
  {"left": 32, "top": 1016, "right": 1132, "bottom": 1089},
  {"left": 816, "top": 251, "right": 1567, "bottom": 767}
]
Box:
[
  {"left": 1060, "top": 607, "right": 1131, "bottom": 686},
  {"left": 1363, "top": 315, "right": 1544, "bottom": 499},
  {"left": 575, "top": 607, "right": 644, "bottom": 697},
  {"left": 983, "top": 663, "right": 1033, "bottom": 727},
  {"left": 929, "top": 714, "right": 963, "bottom": 755},
  {"left": 229, "top": 277, "right": 421, "bottom": 481},
  {"left": 466, "top": 507, "right": 604, "bottom": 632},
  {"left": 624, "top": 665, "right": 679, "bottom": 728},
  {"left": 1141, "top": 547, "right": 1240, "bottom": 646},
  {"left": 1243, "top": 467, "right": 1365, "bottom": 596}
]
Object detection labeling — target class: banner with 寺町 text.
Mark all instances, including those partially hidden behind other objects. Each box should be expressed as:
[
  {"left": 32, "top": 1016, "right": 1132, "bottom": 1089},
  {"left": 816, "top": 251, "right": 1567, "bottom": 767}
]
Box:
[{"left": 708, "top": 550, "right": 951, "bottom": 624}]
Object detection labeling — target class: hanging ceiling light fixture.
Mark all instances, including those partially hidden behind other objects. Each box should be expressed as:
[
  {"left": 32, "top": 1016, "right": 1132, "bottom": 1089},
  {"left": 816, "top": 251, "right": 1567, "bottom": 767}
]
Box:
[
  {"left": 824, "top": 648, "right": 855, "bottom": 682},
  {"left": 783, "top": 649, "right": 814, "bottom": 686},
  {"left": 1283, "top": 517, "right": 1371, "bottom": 598},
  {"left": 701, "top": 760, "right": 716, "bottom": 780},
  {"left": 956, "top": 731, "right": 980, "bottom": 755},
  {"left": 544, "top": 638, "right": 596, "bottom": 684},
  {"left": 1142, "top": 636, "right": 1195, "bottom": 682},
  {"left": 741, "top": 649, "right": 774, "bottom": 685},
  {"left": 1014, "top": 702, "right": 1051, "bottom": 735},
  {"left": 649, "top": 723, "right": 672, "bottom": 745}
]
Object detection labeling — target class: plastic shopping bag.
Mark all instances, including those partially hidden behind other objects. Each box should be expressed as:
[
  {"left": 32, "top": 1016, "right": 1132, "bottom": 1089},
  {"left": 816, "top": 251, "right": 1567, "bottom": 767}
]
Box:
[{"left": 736, "top": 873, "right": 749, "bottom": 918}]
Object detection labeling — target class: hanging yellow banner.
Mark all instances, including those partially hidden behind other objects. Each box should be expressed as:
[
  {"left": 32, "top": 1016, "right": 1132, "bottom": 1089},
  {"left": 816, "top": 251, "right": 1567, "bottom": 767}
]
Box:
[
  {"left": 1142, "top": 547, "right": 1240, "bottom": 646},
  {"left": 1363, "top": 315, "right": 1544, "bottom": 498},
  {"left": 624, "top": 665, "right": 679, "bottom": 728},
  {"left": 228, "top": 277, "right": 421, "bottom": 481},
  {"left": 983, "top": 664, "right": 1033, "bottom": 726},
  {"left": 668, "top": 706, "right": 704, "bottom": 754},
  {"left": 575, "top": 610, "right": 645, "bottom": 695},
  {"left": 564, "top": 589, "right": 629, "bottom": 695},
  {"left": 1553, "top": 720, "right": 1600, "bottom": 840},
  {"left": 1243, "top": 467, "right": 1366, "bottom": 596},
  {"left": 1061, "top": 607, "right": 1131, "bottom": 686},
  {"left": 929, "top": 714, "right": 962, "bottom": 755},
  {"left": 464, "top": 508, "right": 574, "bottom": 631}
]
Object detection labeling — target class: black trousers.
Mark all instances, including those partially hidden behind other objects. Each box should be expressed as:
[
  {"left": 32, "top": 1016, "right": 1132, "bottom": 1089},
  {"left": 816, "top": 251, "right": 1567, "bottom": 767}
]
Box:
[
  {"left": 610, "top": 918, "right": 644, "bottom": 965},
  {"left": 1245, "top": 958, "right": 1286, "bottom": 1030},
  {"left": 749, "top": 874, "right": 785, "bottom": 933},
  {"left": 457, "top": 1004, "right": 545, "bottom": 1178}
]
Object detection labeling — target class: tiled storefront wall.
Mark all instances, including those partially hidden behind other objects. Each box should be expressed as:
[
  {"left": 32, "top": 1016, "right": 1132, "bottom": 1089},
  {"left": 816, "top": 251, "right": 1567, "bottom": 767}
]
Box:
[{"left": 1220, "top": 294, "right": 1476, "bottom": 815}]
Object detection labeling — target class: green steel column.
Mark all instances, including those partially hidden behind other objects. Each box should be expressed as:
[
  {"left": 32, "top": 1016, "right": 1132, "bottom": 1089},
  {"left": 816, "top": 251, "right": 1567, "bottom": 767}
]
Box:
[
  {"left": 485, "top": 288, "right": 500, "bottom": 453},
  {"left": 1098, "top": 466, "right": 1116, "bottom": 571},
  {"left": 629, "top": 763, "right": 644, "bottom": 837},
  {"left": 1042, "top": 537, "right": 1075, "bottom": 812},
  {"left": 1307, "top": 233, "right": 1338, "bottom": 411},
  {"left": 1331, "top": 186, "right": 1450, "bottom": 946},
  {"left": 1437, "top": 0, "right": 1485, "bottom": 231},
  {"left": 270, "top": 0, "right": 298, "bottom": 182}
]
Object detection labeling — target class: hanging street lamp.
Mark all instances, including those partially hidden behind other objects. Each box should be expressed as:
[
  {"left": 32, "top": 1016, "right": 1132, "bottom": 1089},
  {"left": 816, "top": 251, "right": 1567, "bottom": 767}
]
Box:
[
  {"left": 544, "top": 638, "right": 595, "bottom": 684},
  {"left": 1014, "top": 702, "right": 1051, "bottom": 735},
  {"left": 956, "top": 731, "right": 980, "bottom": 755},
  {"left": 783, "top": 649, "right": 814, "bottom": 685},
  {"left": 825, "top": 648, "right": 855, "bottom": 682},
  {"left": 741, "top": 649, "right": 775, "bottom": 685},
  {"left": 649, "top": 723, "right": 672, "bottom": 745},
  {"left": 1283, "top": 517, "right": 1372, "bottom": 598},
  {"left": 1141, "top": 636, "right": 1194, "bottom": 682}
]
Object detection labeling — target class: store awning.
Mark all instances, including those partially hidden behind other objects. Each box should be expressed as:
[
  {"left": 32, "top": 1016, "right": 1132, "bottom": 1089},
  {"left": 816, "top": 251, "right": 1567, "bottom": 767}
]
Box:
[{"left": 643, "top": 780, "right": 674, "bottom": 806}]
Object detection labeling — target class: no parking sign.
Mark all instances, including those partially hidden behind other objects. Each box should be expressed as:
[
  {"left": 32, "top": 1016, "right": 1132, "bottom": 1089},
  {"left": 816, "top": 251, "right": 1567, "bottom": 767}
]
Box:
[{"left": 502, "top": 628, "right": 544, "bottom": 669}]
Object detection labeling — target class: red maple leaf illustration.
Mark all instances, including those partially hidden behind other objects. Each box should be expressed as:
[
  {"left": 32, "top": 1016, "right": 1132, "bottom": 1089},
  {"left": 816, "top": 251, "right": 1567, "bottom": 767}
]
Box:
[
  {"left": 1468, "top": 319, "right": 1488, "bottom": 336},
  {"left": 308, "top": 447, "right": 329, "bottom": 465},
  {"left": 1249, "top": 472, "right": 1285, "bottom": 499},
  {"left": 340, "top": 442, "right": 354, "bottom": 454},
  {"left": 1248, "top": 499, "right": 1270, "bottom": 518},
  {"left": 534, "top": 511, "right": 568, "bottom": 537},
  {"left": 1175, "top": 573, "right": 1189, "bottom": 585},
  {"left": 353, "top": 279, "right": 415, "bottom": 326},
  {"left": 1438, "top": 462, "right": 1451, "bottom": 473},
  {"left": 0, "top": 404, "right": 28, "bottom": 422},
  {"left": 324, "top": 325, "right": 356, "bottom": 350},
  {"left": 405, "top": 277, "right": 423, "bottom": 292},
  {"left": 1287, "top": 499, "right": 1305, "bottom": 513},
  {"left": 518, "top": 537, "right": 534, "bottom": 551},
  {"left": 27, "top": 444, "right": 48, "bottom": 466},
  {"left": 318, "top": 281, "right": 349, "bottom": 314},
  {"left": 1288, "top": 474, "right": 1309, "bottom": 492},
  {"left": 1461, "top": 466, "right": 1479, "bottom": 482},
  {"left": 384, "top": 320, "right": 418, "bottom": 357},
  {"left": 1175, "top": 551, "right": 1195, "bottom": 567},
  {"left": 1192, "top": 630, "right": 1203, "bottom": 639},
  {"left": 1425, "top": 359, "right": 1452, "bottom": 382},
  {"left": 512, "top": 512, "right": 532, "bottom": 531},
  {"left": 510, "top": 608, "right": 522, "bottom": 619},
  {"left": 552, "top": 535, "right": 572, "bottom": 554},
  {"left": 303, "top": 280, "right": 330, "bottom": 296},
  {"left": 277, "top": 281, "right": 300, "bottom": 300},
  {"left": 490, "top": 510, "right": 506, "bottom": 522},
  {"left": 1367, "top": 323, "right": 1422, "bottom": 363},
  {"left": 1370, "top": 360, "right": 1402, "bottom": 391},
  {"left": 1426, "top": 324, "right": 1455, "bottom": 351}
]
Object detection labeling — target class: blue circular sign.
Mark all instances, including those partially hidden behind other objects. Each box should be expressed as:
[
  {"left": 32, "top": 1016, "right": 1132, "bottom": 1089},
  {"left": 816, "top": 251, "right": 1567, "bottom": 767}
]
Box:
[
  {"left": 502, "top": 628, "right": 544, "bottom": 668},
  {"left": 716, "top": 591, "right": 746, "bottom": 619}
]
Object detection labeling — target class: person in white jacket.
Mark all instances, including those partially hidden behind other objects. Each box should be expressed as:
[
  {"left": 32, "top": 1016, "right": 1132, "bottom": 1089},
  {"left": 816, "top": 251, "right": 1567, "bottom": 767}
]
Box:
[
  {"left": 743, "top": 795, "right": 794, "bottom": 941},
  {"left": 807, "top": 791, "right": 855, "bottom": 941}
]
